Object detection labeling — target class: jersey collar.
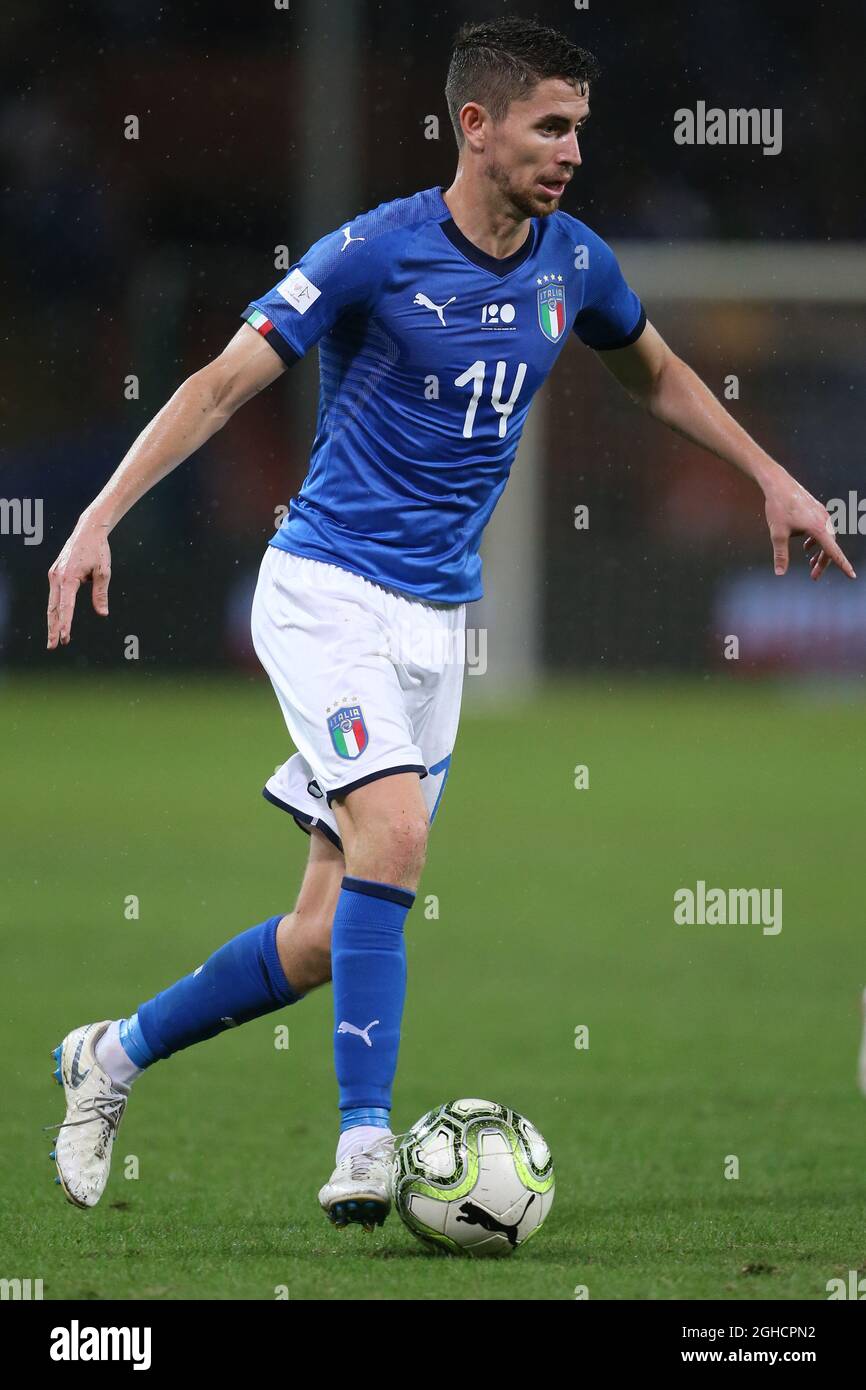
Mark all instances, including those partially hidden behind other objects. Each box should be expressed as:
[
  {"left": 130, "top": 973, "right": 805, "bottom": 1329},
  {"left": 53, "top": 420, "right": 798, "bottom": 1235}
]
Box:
[{"left": 436, "top": 186, "right": 537, "bottom": 278}]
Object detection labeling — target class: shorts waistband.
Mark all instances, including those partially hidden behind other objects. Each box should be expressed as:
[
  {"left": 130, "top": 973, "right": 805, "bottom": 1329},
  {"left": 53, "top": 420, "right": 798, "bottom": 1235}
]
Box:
[{"left": 267, "top": 544, "right": 464, "bottom": 613}]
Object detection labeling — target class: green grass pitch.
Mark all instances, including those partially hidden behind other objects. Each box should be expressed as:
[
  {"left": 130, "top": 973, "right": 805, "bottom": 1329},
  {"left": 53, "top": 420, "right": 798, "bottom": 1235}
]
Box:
[{"left": 2, "top": 673, "right": 864, "bottom": 1300}]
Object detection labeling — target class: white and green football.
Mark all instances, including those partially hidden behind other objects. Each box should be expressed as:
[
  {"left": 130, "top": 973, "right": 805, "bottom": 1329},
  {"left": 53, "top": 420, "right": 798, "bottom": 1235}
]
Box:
[{"left": 393, "top": 1098, "right": 555, "bottom": 1256}]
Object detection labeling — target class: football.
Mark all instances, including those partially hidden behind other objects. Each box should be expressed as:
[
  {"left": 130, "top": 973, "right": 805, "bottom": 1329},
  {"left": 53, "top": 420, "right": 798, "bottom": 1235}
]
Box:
[{"left": 393, "top": 1098, "right": 555, "bottom": 1256}]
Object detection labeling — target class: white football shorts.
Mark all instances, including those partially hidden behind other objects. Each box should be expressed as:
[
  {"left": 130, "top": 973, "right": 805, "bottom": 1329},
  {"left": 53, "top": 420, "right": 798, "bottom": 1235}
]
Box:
[{"left": 250, "top": 547, "right": 466, "bottom": 852}]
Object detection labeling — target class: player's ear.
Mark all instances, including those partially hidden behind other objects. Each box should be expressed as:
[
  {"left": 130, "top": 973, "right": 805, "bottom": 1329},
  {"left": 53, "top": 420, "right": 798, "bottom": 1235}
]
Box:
[{"left": 460, "top": 101, "right": 488, "bottom": 150}]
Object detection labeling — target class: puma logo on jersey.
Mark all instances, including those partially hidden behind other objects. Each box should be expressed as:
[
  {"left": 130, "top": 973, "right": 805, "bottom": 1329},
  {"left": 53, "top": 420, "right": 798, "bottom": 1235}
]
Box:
[
  {"left": 413, "top": 292, "right": 456, "bottom": 327},
  {"left": 337, "top": 1019, "right": 380, "bottom": 1047},
  {"left": 341, "top": 226, "right": 366, "bottom": 252}
]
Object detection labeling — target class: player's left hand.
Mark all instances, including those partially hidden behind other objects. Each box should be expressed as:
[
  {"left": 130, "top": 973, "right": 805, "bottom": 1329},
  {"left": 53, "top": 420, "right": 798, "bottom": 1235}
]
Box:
[{"left": 763, "top": 473, "right": 856, "bottom": 581}]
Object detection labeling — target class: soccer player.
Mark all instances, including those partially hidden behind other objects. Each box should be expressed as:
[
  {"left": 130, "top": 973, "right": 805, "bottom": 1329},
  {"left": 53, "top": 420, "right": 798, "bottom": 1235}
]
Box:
[{"left": 45, "top": 16, "right": 853, "bottom": 1231}]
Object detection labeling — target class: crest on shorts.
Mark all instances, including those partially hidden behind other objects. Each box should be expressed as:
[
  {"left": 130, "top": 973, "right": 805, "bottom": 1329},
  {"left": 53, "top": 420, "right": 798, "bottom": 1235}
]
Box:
[
  {"left": 328, "top": 705, "right": 369, "bottom": 760},
  {"left": 536, "top": 275, "right": 566, "bottom": 342}
]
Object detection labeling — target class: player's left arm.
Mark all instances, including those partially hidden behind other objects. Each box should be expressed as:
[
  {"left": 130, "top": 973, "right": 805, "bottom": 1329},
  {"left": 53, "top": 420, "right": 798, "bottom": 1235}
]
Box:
[{"left": 595, "top": 320, "right": 855, "bottom": 581}]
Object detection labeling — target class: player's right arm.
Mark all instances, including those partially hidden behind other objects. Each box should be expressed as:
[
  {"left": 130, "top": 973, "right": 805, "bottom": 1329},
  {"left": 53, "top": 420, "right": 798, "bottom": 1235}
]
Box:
[{"left": 46, "top": 325, "right": 286, "bottom": 649}]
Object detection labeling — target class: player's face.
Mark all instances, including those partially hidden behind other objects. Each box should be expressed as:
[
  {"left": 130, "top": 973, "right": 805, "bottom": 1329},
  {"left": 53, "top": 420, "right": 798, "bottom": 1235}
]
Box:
[{"left": 485, "top": 78, "right": 590, "bottom": 219}]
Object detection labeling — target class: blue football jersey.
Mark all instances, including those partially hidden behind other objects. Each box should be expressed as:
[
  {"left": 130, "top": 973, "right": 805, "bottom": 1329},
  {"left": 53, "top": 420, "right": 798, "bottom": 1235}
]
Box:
[{"left": 241, "top": 185, "right": 644, "bottom": 603}]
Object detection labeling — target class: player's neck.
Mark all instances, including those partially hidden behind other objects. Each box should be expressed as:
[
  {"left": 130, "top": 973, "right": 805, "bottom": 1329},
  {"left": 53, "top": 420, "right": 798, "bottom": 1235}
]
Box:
[{"left": 441, "top": 173, "right": 532, "bottom": 262}]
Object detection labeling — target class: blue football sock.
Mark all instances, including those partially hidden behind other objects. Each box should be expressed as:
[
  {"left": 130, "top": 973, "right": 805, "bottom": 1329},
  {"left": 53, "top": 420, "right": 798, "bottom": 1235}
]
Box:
[
  {"left": 331, "top": 876, "right": 415, "bottom": 1123},
  {"left": 120, "top": 915, "right": 301, "bottom": 1067}
]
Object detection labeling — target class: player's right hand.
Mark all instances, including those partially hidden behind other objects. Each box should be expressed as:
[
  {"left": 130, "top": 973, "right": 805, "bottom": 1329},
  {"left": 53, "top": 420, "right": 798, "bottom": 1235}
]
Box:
[{"left": 47, "top": 519, "right": 112, "bottom": 649}]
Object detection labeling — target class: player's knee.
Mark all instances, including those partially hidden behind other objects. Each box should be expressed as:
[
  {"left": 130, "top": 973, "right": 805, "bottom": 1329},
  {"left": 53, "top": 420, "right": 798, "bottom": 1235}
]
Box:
[
  {"left": 275, "top": 905, "right": 334, "bottom": 992},
  {"left": 351, "top": 808, "right": 429, "bottom": 888}
]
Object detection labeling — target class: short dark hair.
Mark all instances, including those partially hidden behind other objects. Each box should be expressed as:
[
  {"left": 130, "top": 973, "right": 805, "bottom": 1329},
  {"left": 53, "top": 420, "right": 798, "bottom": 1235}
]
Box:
[{"left": 445, "top": 15, "right": 600, "bottom": 148}]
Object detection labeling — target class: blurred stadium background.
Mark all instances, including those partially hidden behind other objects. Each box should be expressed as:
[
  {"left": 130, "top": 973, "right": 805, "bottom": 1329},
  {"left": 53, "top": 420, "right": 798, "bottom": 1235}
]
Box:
[
  {"left": 3, "top": 0, "right": 865, "bottom": 682},
  {"left": 3, "top": 0, "right": 866, "bottom": 1302}
]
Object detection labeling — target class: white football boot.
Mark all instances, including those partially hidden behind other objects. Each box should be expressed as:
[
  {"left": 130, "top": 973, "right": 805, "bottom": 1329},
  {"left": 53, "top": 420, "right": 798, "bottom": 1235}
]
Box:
[
  {"left": 47, "top": 1021, "right": 129, "bottom": 1209},
  {"left": 318, "top": 1132, "right": 400, "bottom": 1232}
]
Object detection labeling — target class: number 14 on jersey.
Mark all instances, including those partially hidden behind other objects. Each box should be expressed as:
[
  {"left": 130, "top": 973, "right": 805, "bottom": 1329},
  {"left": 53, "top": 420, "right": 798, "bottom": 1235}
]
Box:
[{"left": 455, "top": 360, "right": 528, "bottom": 439}]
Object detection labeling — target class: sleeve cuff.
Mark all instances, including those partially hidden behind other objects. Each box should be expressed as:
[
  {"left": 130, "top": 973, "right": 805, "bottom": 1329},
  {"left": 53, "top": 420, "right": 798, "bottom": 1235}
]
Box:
[
  {"left": 586, "top": 303, "right": 647, "bottom": 352},
  {"left": 240, "top": 306, "right": 302, "bottom": 366}
]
